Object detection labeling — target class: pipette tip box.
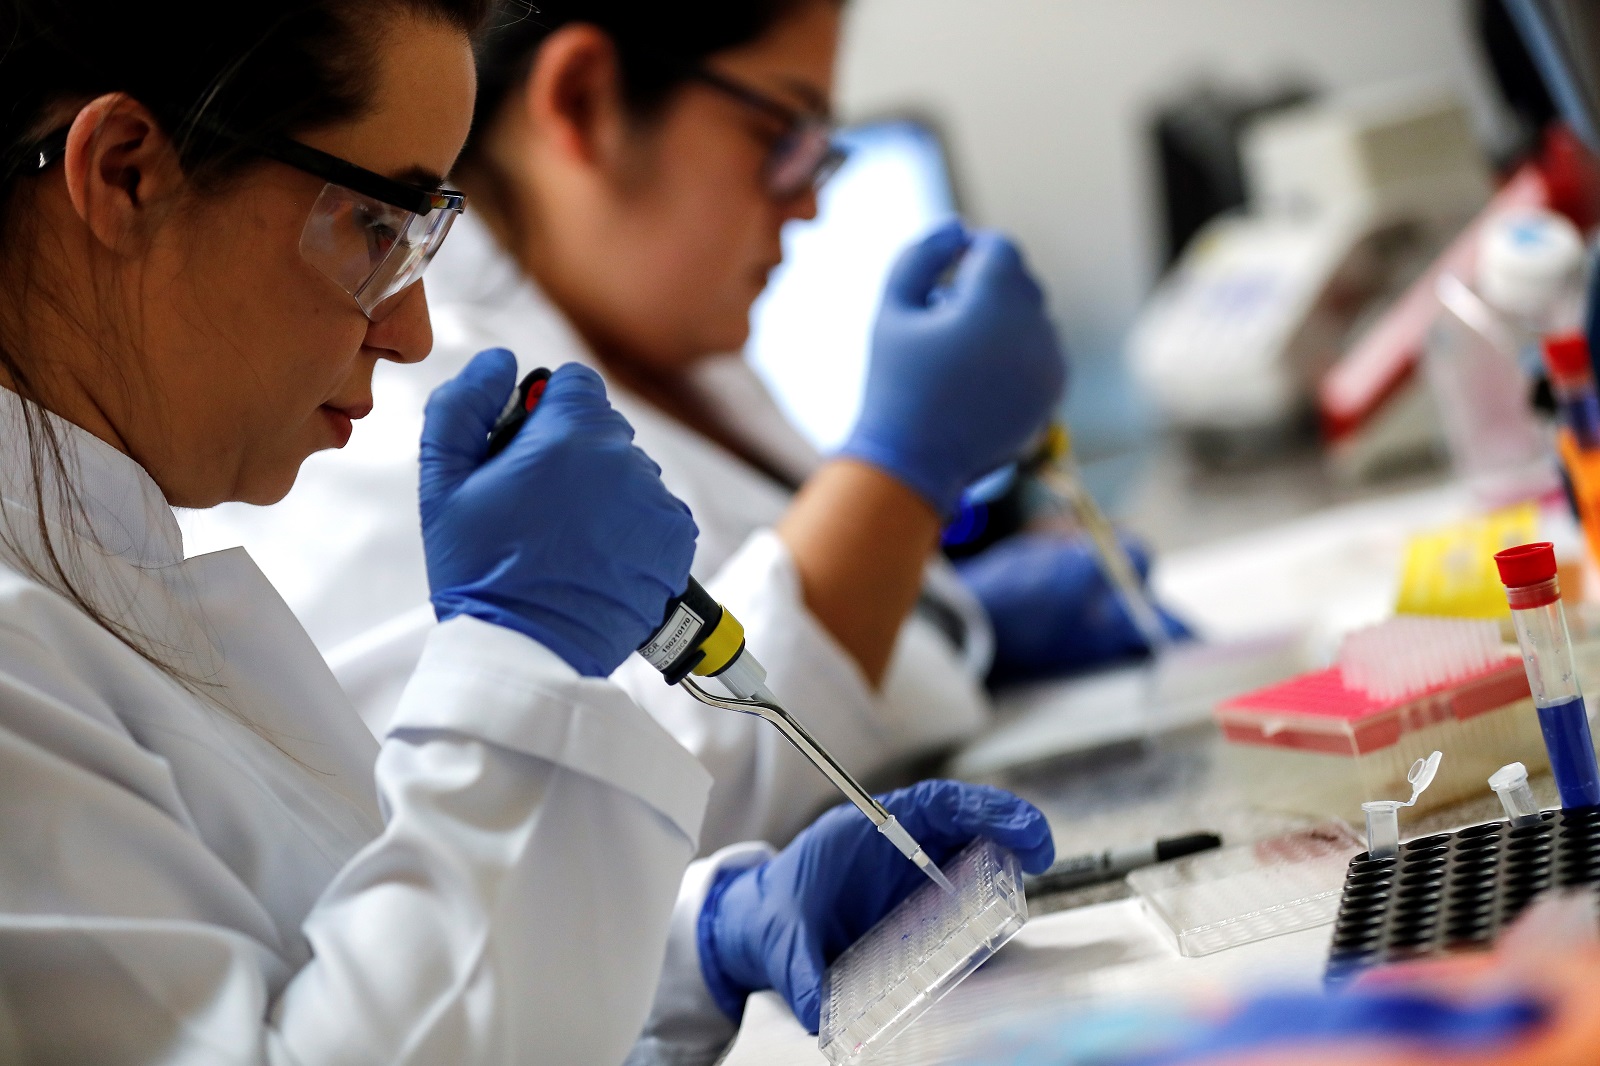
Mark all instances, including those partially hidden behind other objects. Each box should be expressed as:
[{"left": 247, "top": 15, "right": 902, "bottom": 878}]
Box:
[
  {"left": 818, "top": 837, "right": 1027, "bottom": 1065},
  {"left": 1215, "top": 654, "right": 1544, "bottom": 822}
]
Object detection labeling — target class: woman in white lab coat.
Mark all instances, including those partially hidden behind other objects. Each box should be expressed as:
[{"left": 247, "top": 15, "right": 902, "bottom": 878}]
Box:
[
  {"left": 0, "top": 1, "right": 1055, "bottom": 1061},
  {"left": 186, "top": 0, "right": 1160, "bottom": 853}
]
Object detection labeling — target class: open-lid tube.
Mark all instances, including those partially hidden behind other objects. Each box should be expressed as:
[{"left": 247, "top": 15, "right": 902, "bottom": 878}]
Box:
[{"left": 1361, "top": 750, "right": 1442, "bottom": 859}]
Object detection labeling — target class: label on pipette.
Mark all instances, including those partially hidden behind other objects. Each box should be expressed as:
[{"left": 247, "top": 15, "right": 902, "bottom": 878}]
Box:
[{"left": 639, "top": 602, "right": 705, "bottom": 672}]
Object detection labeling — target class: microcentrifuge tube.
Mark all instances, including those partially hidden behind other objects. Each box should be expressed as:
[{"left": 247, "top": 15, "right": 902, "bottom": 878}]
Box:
[
  {"left": 1489, "top": 762, "right": 1542, "bottom": 827},
  {"left": 1362, "top": 800, "right": 1402, "bottom": 860}
]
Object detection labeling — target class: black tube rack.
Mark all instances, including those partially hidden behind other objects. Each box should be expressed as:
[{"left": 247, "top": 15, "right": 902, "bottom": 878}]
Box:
[{"left": 1326, "top": 806, "right": 1600, "bottom": 986}]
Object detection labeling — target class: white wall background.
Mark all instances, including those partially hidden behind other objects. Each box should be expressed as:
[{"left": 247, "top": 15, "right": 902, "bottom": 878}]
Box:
[{"left": 833, "top": 0, "right": 1504, "bottom": 444}]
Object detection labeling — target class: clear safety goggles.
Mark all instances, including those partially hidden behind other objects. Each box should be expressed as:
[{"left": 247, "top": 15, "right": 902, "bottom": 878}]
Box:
[
  {"left": 689, "top": 67, "right": 848, "bottom": 200},
  {"left": 32, "top": 126, "right": 466, "bottom": 322}
]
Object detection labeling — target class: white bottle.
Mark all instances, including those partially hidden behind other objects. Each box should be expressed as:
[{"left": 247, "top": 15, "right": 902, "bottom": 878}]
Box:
[{"left": 1424, "top": 208, "right": 1585, "bottom": 488}]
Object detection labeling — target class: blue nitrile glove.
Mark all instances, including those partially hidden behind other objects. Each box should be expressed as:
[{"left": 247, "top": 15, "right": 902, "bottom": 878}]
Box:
[
  {"left": 975, "top": 991, "right": 1542, "bottom": 1066},
  {"left": 419, "top": 350, "right": 698, "bottom": 677},
  {"left": 956, "top": 532, "right": 1191, "bottom": 685},
  {"left": 837, "top": 221, "right": 1068, "bottom": 517},
  {"left": 697, "top": 779, "right": 1054, "bottom": 1032},
  {"left": 1133, "top": 990, "right": 1542, "bottom": 1065}
]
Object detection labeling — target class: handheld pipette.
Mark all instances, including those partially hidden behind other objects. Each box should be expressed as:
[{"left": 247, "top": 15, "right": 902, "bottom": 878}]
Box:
[
  {"left": 487, "top": 368, "right": 956, "bottom": 893},
  {"left": 1022, "top": 423, "right": 1172, "bottom": 655}
]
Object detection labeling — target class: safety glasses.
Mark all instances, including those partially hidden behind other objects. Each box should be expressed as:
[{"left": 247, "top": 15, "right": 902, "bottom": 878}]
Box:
[
  {"left": 689, "top": 67, "right": 848, "bottom": 200},
  {"left": 32, "top": 126, "right": 466, "bottom": 321}
]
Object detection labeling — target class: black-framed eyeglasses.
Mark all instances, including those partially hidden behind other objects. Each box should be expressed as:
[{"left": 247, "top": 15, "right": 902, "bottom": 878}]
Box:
[
  {"left": 688, "top": 67, "right": 848, "bottom": 200},
  {"left": 32, "top": 125, "right": 467, "bottom": 321}
]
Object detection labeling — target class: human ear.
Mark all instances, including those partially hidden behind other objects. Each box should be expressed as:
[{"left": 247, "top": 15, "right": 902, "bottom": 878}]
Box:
[
  {"left": 61, "top": 93, "right": 187, "bottom": 256},
  {"left": 522, "top": 24, "right": 633, "bottom": 173}
]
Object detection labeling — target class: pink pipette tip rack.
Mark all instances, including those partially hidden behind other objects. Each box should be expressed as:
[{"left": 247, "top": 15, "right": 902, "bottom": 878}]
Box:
[{"left": 1215, "top": 616, "right": 1545, "bottom": 821}]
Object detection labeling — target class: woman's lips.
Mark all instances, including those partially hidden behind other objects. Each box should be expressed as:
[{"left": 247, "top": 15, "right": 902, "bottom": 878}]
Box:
[{"left": 319, "top": 403, "right": 370, "bottom": 448}]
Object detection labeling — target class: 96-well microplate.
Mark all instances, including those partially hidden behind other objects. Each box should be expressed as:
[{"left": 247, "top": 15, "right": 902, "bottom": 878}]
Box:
[{"left": 818, "top": 837, "right": 1028, "bottom": 1064}]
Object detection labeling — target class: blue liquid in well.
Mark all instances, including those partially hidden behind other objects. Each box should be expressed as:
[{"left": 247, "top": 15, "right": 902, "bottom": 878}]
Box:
[{"left": 1537, "top": 696, "right": 1600, "bottom": 808}]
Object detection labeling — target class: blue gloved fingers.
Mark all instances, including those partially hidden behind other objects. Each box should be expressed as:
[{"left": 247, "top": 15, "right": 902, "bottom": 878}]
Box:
[
  {"left": 1159, "top": 606, "right": 1193, "bottom": 643},
  {"left": 703, "top": 868, "right": 831, "bottom": 1032},
  {"left": 419, "top": 347, "right": 519, "bottom": 492},
  {"left": 419, "top": 351, "right": 699, "bottom": 677},
  {"left": 777, "top": 922, "right": 829, "bottom": 1034},
  {"left": 882, "top": 780, "right": 1055, "bottom": 874},
  {"left": 880, "top": 219, "right": 972, "bottom": 309},
  {"left": 699, "top": 782, "right": 1053, "bottom": 1040},
  {"left": 1142, "top": 990, "right": 1543, "bottom": 1065},
  {"left": 1115, "top": 531, "right": 1153, "bottom": 583},
  {"left": 948, "top": 229, "right": 1045, "bottom": 311}
]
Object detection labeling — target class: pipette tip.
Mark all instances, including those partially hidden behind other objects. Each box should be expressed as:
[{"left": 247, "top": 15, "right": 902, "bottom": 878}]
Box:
[
  {"left": 878, "top": 814, "right": 957, "bottom": 893},
  {"left": 914, "top": 849, "right": 958, "bottom": 894}
]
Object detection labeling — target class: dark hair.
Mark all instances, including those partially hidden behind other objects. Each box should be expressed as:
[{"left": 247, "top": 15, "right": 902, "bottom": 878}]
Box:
[
  {"left": 469, "top": 0, "right": 834, "bottom": 153},
  {"left": 0, "top": 0, "right": 487, "bottom": 686}
]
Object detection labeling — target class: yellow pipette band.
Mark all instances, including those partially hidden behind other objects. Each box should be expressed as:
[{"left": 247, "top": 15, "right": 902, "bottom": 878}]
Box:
[{"left": 692, "top": 608, "right": 747, "bottom": 677}]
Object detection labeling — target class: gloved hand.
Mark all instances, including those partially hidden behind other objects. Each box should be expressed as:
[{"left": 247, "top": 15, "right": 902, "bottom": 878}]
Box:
[
  {"left": 419, "top": 350, "right": 698, "bottom": 677},
  {"left": 838, "top": 221, "right": 1067, "bottom": 517},
  {"left": 956, "top": 532, "right": 1190, "bottom": 684},
  {"left": 1141, "top": 991, "right": 1541, "bottom": 1065},
  {"left": 697, "top": 779, "right": 1054, "bottom": 1032}
]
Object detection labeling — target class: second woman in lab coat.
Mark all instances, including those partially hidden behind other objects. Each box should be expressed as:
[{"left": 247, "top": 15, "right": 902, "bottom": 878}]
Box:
[
  {"left": 182, "top": 0, "right": 1149, "bottom": 851},
  {"left": 0, "top": 1, "right": 1053, "bottom": 1061}
]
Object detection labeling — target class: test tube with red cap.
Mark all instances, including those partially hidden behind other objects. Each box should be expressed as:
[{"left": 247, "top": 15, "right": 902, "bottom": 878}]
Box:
[
  {"left": 1495, "top": 542, "right": 1600, "bottom": 808},
  {"left": 1543, "top": 333, "right": 1600, "bottom": 450}
]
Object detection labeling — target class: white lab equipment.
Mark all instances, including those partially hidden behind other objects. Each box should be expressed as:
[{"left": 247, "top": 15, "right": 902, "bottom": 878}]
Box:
[
  {"left": 178, "top": 208, "right": 993, "bottom": 854},
  {"left": 1242, "top": 85, "right": 1491, "bottom": 227},
  {"left": 0, "top": 392, "right": 749, "bottom": 1064},
  {"left": 1131, "top": 86, "right": 1491, "bottom": 439},
  {"left": 1423, "top": 209, "right": 1583, "bottom": 489}
]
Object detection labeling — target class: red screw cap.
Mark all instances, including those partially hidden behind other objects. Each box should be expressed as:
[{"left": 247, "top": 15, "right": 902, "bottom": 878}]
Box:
[
  {"left": 1495, "top": 542, "right": 1558, "bottom": 588},
  {"left": 1543, "top": 332, "right": 1592, "bottom": 382}
]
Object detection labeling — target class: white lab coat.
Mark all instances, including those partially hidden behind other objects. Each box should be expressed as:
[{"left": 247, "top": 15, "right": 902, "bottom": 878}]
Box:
[
  {"left": 181, "top": 212, "right": 994, "bottom": 851},
  {"left": 0, "top": 391, "right": 758, "bottom": 1064}
]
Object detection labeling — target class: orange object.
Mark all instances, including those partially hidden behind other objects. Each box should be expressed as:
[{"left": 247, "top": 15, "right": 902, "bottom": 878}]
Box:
[
  {"left": 1183, "top": 947, "right": 1600, "bottom": 1066},
  {"left": 1557, "top": 430, "right": 1600, "bottom": 572}
]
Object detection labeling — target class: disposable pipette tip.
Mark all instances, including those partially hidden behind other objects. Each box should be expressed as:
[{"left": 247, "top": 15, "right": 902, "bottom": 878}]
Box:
[
  {"left": 914, "top": 849, "right": 957, "bottom": 894},
  {"left": 878, "top": 815, "right": 956, "bottom": 893}
]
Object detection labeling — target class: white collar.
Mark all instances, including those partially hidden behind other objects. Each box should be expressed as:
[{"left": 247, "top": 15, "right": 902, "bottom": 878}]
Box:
[{"left": 0, "top": 387, "right": 182, "bottom": 568}]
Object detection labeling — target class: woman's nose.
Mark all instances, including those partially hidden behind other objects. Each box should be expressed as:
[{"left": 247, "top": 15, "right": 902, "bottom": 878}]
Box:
[
  {"left": 364, "top": 281, "right": 433, "bottom": 364},
  {"left": 783, "top": 186, "right": 821, "bottom": 224}
]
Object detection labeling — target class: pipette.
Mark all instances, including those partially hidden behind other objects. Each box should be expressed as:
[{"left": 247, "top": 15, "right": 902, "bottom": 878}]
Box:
[
  {"left": 487, "top": 368, "right": 956, "bottom": 894},
  {"left": 1022, "top": 423, "right": 1173, "bottom": 655}
]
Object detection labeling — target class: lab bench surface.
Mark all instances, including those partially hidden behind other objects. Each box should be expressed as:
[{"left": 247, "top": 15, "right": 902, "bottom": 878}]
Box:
[
  {"left": 721, "top": 748, "right": 1557, "bottom": 1066},
  {"left": 721, "top": 894, "right": 1333, "bottom": 1065},
  {"left": 723, "top": 472, "right": 1563, "bottom": 1062}
]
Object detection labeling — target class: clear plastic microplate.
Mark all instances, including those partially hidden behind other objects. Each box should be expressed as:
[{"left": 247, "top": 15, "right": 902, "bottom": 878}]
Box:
[
  {"left": 1128, "top": 820, "right": 1362, "bottom": 957},
  {"left": 818, "top": 837, "right": 1028, "bottom": 1064}
]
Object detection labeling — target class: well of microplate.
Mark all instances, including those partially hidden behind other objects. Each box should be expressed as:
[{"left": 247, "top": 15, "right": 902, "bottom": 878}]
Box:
[{"left": 818, "top": 837, "right": 1028, "bottom": 1065}]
